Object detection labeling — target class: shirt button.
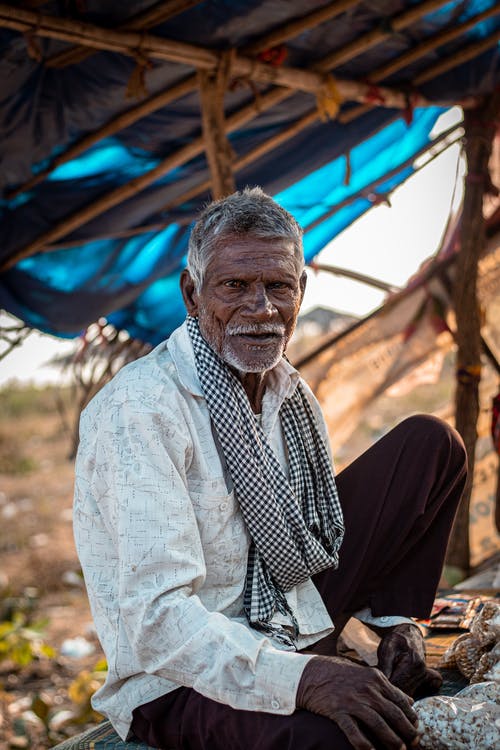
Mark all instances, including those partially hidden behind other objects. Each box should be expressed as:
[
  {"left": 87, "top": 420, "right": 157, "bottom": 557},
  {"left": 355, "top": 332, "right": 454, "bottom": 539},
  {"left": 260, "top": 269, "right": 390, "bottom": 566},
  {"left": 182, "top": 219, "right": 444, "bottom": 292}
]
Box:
[
  {"left": 380, "top": 616, "right": 388, "bottom": 622},
  {"left": 219, "top": 502, "right": 228, "bottom": 511},
  {"left": 271, "top": 699, "right": 280, "bottom": 709}
]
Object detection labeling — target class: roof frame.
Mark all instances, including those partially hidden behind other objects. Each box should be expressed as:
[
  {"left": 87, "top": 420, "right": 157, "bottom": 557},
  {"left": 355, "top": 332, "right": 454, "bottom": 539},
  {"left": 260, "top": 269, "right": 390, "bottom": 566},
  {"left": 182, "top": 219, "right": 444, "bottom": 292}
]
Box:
[{"left": 0, "top": 0, "right": 493, "bottom": 270}]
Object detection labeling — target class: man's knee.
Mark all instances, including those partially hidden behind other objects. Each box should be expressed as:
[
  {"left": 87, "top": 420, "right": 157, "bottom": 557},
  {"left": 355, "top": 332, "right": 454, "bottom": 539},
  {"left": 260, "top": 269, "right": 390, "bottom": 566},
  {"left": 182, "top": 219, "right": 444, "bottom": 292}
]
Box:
[{"left": 396, "top": 414, "right": 467, "bottom": 470}]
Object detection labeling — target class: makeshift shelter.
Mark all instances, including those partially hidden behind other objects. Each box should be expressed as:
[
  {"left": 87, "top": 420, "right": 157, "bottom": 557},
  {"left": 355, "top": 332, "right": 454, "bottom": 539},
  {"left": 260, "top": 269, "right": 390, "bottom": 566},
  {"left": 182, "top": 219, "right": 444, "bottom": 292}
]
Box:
[{"left": 0, "top": 0, "right": 499, "bottom": 569}]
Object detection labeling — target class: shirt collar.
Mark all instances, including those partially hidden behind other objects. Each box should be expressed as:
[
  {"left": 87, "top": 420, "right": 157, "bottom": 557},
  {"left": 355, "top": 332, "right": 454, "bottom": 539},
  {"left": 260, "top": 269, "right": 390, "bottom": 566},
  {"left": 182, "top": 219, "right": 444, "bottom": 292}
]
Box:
[{"left": 168, "top": 319, "right": 300, "bottom": 403}]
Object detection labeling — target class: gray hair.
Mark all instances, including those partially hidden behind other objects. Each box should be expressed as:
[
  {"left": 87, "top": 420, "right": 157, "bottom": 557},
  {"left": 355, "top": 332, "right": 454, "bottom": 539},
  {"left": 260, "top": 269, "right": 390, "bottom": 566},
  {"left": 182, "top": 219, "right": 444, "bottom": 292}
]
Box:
[{"left": 186, "top": 187, "right": 304, "bottom": 291}]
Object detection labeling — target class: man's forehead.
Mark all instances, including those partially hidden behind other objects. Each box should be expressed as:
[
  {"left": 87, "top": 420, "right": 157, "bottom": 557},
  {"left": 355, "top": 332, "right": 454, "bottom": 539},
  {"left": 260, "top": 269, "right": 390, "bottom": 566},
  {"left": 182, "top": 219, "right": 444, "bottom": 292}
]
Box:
[{"left": 208, "top": 234, "right": 302, "bottom": 269}]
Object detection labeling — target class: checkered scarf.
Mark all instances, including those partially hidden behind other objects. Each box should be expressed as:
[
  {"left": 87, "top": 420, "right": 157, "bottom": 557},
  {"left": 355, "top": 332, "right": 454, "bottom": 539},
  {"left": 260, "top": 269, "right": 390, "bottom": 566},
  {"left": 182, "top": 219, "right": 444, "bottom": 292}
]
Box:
[{"left": 187, "top": 316, "right": 344, "bottom": 647}]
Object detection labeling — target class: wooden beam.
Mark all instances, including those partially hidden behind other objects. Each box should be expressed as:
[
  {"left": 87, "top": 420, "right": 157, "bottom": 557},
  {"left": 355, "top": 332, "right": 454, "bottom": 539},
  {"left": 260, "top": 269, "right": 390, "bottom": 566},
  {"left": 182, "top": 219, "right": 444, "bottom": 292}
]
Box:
[
  {"left": 198, "top": 55, "right": 235, "bottom": 199},
  {"left": 43, "top": 119, "right": 462, "bottom": 252},
  {"left": 7, "top": 2, "right": 361, "bottom": 199},
  {"left": 0, "top": 3, "right": 480, "bottom": 105},
  {"left": 446, "top": 90, "right": 500, "bottom": 574},
  {"left": 6, "top": 74, "right": 197, "bottom": 200},
  {"left": 6, "top": 1, "right": 487, "bottom": 201},
  {"left": 0, "top": 4, "right": 484, "bottom": 267},
  {"left": 46, "top": 0, "right": 203, "bottom": 68},
  {"left": 242, "top": 0, "right": 359, "bottom": 55},
  {"left": 339, "top": 7, "right": 500, "bottom": 124},
  {"left": 308, "top": 262, "right": 400, "bottom": 293},
  {"left": 0, "top": 87, "right": 291, "bottom": 271},
  {"left": 414, "top": 28, "right": 500, "bottom": 86},
  {"left": 314, "top": 0, "right": 452, "bottom": 72}
]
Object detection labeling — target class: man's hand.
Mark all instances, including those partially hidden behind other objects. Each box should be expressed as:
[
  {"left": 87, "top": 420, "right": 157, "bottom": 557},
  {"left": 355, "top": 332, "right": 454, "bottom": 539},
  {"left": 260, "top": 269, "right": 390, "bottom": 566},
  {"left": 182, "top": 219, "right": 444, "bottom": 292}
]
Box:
[
  {"left": 296, "top": 655, "right": 421, "bottom": 750},
  {"left": 376, "top": 623, "right": 443, "bottom": 699}
]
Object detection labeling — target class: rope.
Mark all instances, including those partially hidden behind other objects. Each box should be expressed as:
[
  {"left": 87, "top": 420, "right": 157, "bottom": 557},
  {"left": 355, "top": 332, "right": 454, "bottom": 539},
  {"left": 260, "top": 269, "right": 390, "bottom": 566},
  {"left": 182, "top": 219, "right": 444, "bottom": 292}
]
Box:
[
  {"left": 317, "top": 74, "right": 343, "bottom": 121},
  {"left": 456, "top": 364, "right": 482, "bottom": 385},
  {"left": 126, "top": 33, "right": 153, "bottom": 99}
]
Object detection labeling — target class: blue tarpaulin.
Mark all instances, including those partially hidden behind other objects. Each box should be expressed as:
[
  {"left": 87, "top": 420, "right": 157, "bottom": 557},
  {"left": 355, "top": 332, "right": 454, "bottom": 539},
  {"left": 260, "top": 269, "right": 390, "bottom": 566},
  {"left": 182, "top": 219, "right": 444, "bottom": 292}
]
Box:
[{"left": 0, "top": 0, "right": 499, "bottom": 344}]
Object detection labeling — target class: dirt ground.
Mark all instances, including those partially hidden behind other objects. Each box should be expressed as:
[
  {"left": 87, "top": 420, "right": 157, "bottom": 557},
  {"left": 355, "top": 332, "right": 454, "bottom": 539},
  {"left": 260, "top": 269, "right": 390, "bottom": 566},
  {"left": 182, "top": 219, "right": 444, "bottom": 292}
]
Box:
[{"left": 0, "top": 389, "right": 103, "bottom": 749}]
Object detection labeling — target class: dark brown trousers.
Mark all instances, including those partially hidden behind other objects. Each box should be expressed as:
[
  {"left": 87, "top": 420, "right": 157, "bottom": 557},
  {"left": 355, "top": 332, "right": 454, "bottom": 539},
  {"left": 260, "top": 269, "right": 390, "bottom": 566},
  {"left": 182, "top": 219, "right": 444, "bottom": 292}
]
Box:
[{"left": 131, "top": 415, "right": 467, "bottom": 750}]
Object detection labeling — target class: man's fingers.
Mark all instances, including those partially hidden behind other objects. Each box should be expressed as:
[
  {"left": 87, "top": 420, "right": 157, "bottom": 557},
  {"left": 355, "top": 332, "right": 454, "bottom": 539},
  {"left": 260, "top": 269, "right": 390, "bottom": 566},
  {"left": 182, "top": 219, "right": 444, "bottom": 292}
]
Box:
[
  {"left": 382, "top": 682, "right": 419, "bottom": 726},
  {"left": 335, "top": 714, "right": 376, "bottom": 750},
  {"left": 357, "top": 706, "right": 414, "bottom": 750},
  {"left": 377, "top": 697, "right": 421, "bottom": 744}
]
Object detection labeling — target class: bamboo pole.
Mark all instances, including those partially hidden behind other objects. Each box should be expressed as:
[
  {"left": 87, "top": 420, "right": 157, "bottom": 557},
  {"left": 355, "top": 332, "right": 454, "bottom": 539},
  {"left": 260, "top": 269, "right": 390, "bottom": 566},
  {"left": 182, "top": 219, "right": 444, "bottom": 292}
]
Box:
[
  {"left": 46, "top": 0, "right": 203, "bottom": 68},
  {"left": 6, "top": 2, "right": 360, "bottom": 199},
  {"left": 242, "top": 0, "right": 359, "bottom": 55},
  {"left": 6, "top": 2, "right": 487, "bottom": 200},
  {"left": 43, "top": 119, "right": 462, "bottom": 252},
  {"left": 314, "top": 0, "right": 452, "bottom": 72},
  {"left": 414, "top": 29, "right": 500, "bottom": 86},
  {"left": 197, "top": 55, "right": 236, "bottom": 199},
  {"left": 6, "top": 74, "right": 197, "bottom": 200},
  {"left": 308, "top": 262, "right": 400, "bottom": 293},
  {"left": 339, "top": 9, "right": 500, "bottom": 125},
  {"left": 303, "top": 125, "right": 463, "bottom": 233},
  {"left": 0, "top": 87, "right": 291, "bottom": 271},
  {"left": 445, "top": 90, "right": 500, "bottom": 574},
  {"left": 0, "top": 4, "right": 479, "bottom": 105}
]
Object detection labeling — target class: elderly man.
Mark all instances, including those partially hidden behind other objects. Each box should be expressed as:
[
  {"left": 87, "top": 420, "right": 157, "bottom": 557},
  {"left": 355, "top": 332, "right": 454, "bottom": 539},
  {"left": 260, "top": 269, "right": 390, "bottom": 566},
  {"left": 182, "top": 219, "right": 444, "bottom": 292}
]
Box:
[{"left": 74, "top": 188, "right": 467, "bottom": 750}]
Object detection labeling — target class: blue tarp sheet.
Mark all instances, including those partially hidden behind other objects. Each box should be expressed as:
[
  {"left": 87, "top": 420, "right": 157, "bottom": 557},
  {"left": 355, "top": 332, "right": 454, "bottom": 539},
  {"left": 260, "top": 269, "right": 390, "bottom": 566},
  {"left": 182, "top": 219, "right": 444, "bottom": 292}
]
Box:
[{"left": 0, "top": 0, "right": 499, "bottom": 344}]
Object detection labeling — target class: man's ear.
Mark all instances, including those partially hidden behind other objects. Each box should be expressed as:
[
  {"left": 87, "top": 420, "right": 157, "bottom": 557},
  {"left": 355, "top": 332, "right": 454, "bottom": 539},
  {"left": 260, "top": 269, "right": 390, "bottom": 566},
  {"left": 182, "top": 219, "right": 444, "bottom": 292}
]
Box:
[
  {"left": 180, "top": 269, "right": 199, "bottom": 316},
  {"left": 299, "top": 270, "right": 307, "bottom": 304}
]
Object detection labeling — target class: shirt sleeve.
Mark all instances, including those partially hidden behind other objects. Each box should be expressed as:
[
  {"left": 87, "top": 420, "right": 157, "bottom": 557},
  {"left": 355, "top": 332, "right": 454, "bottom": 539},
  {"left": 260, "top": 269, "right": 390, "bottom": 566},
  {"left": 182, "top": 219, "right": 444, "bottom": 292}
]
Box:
[
  {"left": 74, "top": 384, "right": 312, "bottom": 716},
  {"left": 354, "top": 607, "right": 418, "bottom": 629}
]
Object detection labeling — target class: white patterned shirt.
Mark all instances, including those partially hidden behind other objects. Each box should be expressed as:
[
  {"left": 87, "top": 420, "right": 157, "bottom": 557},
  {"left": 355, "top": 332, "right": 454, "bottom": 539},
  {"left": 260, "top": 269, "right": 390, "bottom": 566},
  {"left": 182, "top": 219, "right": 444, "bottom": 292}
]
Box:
[{"left": 74, "top": 321, "right": 335, "bottom": 740}]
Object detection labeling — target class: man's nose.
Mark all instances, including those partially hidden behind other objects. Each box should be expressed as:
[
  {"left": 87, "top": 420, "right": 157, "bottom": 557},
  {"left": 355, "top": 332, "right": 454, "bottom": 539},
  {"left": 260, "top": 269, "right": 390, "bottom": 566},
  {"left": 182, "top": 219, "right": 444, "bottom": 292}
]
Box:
[{"left": 242, "top": 285, "right": 274, "bottom": 317}]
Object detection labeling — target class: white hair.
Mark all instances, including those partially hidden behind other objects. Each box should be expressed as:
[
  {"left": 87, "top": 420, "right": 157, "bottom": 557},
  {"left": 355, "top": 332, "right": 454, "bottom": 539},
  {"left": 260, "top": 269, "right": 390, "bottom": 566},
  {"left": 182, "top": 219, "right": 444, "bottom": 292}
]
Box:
[{"left": 187, "top": 187, "right": 304, "bottom": 291}]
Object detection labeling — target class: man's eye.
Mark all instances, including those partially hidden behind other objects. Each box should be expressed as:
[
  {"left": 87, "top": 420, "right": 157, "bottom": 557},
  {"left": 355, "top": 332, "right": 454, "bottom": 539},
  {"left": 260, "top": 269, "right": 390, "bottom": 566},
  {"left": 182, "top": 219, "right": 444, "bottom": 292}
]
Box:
[
  {"left": 267, "top": 282, "right": 287, "bottom": 290},
  {"left": 224, "top": 280, "right": 245, "bottom": 288}
]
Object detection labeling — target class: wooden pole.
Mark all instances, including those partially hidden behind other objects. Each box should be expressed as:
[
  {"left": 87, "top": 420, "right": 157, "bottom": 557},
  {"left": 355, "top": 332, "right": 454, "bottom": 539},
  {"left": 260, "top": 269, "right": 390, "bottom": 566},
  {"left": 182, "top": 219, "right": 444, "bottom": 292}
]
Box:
[
  {"left": 308, "top": 262, "right": 400, "bottom": 293},
  {"left": 6, "top": 2, "right": 487, "bottom": 200},
  {"left": 414, "top": 30, "right": 500, "bottom": 86},
  {"left": 314, "top": 0, "right": 452, "bottom": 72},
  {"left": 46, "top": 0, "right": 203, "bottom": 68},
  {"left": 446, "top": 91, "right": 500, "bottom": 574},
  {"left": 340, "top": 12, "right": 500, "bottom": 124},
  {"left": 242, "top": 0, "right": 360, "bottom": 55},
  {"left": 42, "top": 119, "right": 461, "bottom": 251},
  {"left": 0, "top": 87, "right": 290, "bottom": 271},
  {"left": 6, "top": 74, "right": 197, "bottom": 200},
  {"left": 197, "top": 54, "right": 235, "bottom": 199},
  {"left": 0, "top": 3, "right": 479, "bottom": 106}
]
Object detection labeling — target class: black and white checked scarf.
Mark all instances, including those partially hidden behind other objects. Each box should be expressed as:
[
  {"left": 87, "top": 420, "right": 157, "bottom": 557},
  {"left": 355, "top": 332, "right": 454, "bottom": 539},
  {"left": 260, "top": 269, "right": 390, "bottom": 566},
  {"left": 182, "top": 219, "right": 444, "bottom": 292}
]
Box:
[{"left": 187, "top": 316, "right": 344, "bottom": 648}]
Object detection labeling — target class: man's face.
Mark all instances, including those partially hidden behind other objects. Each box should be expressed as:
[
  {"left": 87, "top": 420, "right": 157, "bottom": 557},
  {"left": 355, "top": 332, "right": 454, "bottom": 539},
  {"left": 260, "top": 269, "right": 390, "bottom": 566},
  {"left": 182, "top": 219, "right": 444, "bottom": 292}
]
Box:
[{"left": 181, "top": 236, "right": 306, "bottom": 373}]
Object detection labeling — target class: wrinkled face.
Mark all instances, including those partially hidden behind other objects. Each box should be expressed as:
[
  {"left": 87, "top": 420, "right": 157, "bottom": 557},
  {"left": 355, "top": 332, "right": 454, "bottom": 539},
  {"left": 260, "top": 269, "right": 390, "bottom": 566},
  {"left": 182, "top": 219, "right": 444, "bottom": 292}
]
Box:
[{"left": 181, "top": 236, "right": 306, "bottom": 373}]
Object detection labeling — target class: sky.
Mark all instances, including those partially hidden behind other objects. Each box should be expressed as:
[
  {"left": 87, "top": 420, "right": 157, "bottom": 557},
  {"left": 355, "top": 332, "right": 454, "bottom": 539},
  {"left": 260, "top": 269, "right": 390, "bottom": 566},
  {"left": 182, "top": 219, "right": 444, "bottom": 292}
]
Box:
[{"left": 0, "top": 109, "right": 464, "bottom": 387}]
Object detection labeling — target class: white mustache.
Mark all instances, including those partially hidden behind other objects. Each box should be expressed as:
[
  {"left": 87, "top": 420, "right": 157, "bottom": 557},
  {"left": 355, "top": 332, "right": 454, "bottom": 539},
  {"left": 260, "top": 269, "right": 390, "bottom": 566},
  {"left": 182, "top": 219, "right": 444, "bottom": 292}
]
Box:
[{"left": 227, "top": 323, "right": 285, "bottom": 336}]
